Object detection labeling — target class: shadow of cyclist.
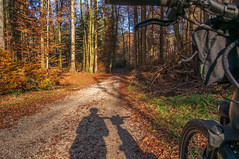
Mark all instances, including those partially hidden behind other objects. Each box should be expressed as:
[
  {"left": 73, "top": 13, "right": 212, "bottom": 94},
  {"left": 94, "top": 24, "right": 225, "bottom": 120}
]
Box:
[
  {"left": 69, "top": 108, "right": 109, "bottom": 159},
  {"left": 110, "top": 115, "right": 157, "bottom": 159}
]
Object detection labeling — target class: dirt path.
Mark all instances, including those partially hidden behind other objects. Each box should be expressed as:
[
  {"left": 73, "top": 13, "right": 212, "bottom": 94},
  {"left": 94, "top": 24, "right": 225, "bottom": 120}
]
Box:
[{"left": 0, "top": 73, "right": 156, "bottom": 159}]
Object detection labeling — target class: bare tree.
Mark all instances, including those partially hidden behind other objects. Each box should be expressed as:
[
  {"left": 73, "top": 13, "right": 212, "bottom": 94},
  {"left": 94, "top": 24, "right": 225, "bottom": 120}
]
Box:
[
  {"left": 0, "top": 0, "right": 5, "bottom": 50},
  {"left": 141, "top": 6, "right": 146, "bottom": 66},
  {"left": 56, "top": 0, "right": 63, "bottom": 68},
  {"left": 41, "top": 0, "right": 45, "bottom": 68},
  {"left": 127, "top": 6, "right": 130, "bottom": 68},
  {"left": 133, "top": 6, "right": 138, "bottom": 69},
  {"left": 70, "top": 0, "right": 76, "bottom": 72},
  {"left": 159, "top": 7, "right": 164, "bottom": 63},
  {"left": 94, "top": 0, "right": 98, "bottom": 73},
  {"left": 46, "top": 0, "right": 50, "bottom": 69}
]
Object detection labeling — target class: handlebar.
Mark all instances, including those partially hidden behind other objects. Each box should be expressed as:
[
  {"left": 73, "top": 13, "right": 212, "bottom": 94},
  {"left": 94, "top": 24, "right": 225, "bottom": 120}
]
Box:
[
  {"left": 201, "top": 0, "right": 239, "bottom": 21},
  {"left": 106, "top": 0, "right": 239, "bottom": 22},
  {"left": 105, "top": 0, "right": 171, "bottom": 6}
]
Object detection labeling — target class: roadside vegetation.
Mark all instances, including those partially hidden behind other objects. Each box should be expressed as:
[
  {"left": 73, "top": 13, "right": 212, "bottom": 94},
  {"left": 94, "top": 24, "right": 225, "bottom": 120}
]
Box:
[
  {"left": 127, "top": 82, "right": 222, "bottom": 137},
  {"left": 120, "top": 67, "right": 233, "bottom": 158}
]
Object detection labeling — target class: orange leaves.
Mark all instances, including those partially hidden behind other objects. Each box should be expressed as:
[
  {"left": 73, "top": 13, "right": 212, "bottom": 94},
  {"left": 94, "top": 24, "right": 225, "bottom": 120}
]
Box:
[
  {"left": 118, "top": 75, "right": 180, "bottom": 158},
  {"left": 169, "top": 108, "right": 176, "bottom": 112},
  {"left": 0, "top": 49, "right": 61, "bottom": 93},
  {"left": 142, "top": 136, "right": 149, "bottom": 142},
  {"left": 0, "top": 49, "right": 24, "bottom": 92}
]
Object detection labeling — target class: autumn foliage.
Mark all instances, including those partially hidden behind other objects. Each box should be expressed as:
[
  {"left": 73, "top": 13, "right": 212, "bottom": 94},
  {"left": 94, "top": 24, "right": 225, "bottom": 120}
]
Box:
[{"left": 0, "top": 49, "right": 60, "bottom": 93}]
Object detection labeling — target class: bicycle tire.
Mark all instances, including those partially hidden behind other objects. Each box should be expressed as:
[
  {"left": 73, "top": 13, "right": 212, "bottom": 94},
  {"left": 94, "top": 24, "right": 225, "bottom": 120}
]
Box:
[{"left": 179, "top": 119, "right": 210, "bottom": 159}]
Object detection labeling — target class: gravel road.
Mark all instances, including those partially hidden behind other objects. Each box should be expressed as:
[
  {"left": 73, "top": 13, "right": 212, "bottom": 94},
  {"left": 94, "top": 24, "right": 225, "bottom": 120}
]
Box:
[{"left": 0, "top": 74, "right": 156, "bottom": 159}]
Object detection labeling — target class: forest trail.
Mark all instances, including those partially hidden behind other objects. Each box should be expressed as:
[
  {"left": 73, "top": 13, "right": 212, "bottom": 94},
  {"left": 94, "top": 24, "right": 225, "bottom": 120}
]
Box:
[{"left": 0, "top": 70, "right": 156, "bottom": 159}]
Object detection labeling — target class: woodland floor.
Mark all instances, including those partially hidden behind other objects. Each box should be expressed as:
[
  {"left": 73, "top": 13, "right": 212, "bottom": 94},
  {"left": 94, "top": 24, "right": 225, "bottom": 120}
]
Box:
[
  {"left": 0, "top": 67, "right": 219, "bottom": 158},
  {"left": 0, "top": 69, "right": 162, "bottom": 159}
]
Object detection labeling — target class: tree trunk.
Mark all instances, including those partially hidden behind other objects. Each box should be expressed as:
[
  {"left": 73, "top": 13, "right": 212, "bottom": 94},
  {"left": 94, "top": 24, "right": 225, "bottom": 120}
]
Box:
[
  {"left": 84, "top": 30, "right": 88, "bottom": 71},
  {"left": 93, "top": 0, "right": 98, "bottom": 73},
  {"left": 5, "top": 0, "right": 9, "bottom": 50},
  {"left": 173, "top": 23, "right": 184, "bottom": 55},
  {"left": 70, "top": 0, "right": 76, "bottom": 72},
  {"left": 122, "top": 7, "right": 125, "bottom": 67},
  {"left": 141, "top": 6, "right": 146, "bottom": 66},
  {"left": 138, "top": 21, "right": 141, "bottom": 65},
  {"left": 40, "top": 0, "right": 45, "bottom": 68},
  {"left": 88, "top": 0, "right": 94, "bottom": 73},
  {"left": 46, "top": 0, "right": 50, "bottom": 69},
  {"left": 127, "top": 6, "right": 130, "bottom": 68},
  {"left": 56, "top": 0, "right": 62, "bottom": 68},
  {"left": 80, "top": 0, "right": 85, "bottom": 71},
  {"left": 114, "top": 7, "right": 118, "bottom": 70},
  {"left": 188, "top": 8, "right": 193, "bottom": 55},
  {"left": 0, "top": 0, "right": 5, "bottom": 50},
  {"left": 58, "top": 23, "right": 62, "bottom": 68},
  {"left": 151, "top": 6, "right": 155, "bottom": 61},
  {"left": 85, "top": 0, "right": 89, "bottom": 72},
  {"left": 159, "top": 7, "right": 164, "bottom": 63},
  {"left": 133, "top": 6, "right": 138, "bottom": 69},
  {"left": 109, "top": 5, "right": 115, "bottom": 72}
]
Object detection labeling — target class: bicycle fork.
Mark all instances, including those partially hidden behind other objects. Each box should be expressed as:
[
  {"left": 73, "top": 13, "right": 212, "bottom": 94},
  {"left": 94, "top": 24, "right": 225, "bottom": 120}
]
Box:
[{"left": 206, "top": 89, "right": 239, "bottom": 159}]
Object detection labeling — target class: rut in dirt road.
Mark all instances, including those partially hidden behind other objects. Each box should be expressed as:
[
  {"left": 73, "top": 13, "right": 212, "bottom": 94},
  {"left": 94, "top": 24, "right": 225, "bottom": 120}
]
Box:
[{"left": 0, "top": 74, "right": 156, "bottom": 159}]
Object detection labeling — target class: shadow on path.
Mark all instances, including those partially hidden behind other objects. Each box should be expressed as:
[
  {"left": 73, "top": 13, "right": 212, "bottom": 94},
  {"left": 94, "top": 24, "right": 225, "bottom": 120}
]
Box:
[
  {"left": 69, "top": 108, "right": 109, "bottom": 159},
  {"left": 111, "top": 115, "right": 157, "bottom": 159},
  {"left": 69, "top": 108, "right": 156, "bottom": 159}
]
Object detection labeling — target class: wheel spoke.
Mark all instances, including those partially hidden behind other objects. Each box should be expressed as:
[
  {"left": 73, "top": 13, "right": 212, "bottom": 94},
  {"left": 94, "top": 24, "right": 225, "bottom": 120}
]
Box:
[
  {"left": 179, "top": 119, "right": 211, "bottom": 159},
  {"left": 187, "top": 132, "right": 207, "bottom": 158}
]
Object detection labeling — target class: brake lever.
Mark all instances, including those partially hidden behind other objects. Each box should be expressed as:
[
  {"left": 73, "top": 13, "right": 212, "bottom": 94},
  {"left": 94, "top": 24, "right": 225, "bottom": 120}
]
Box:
[{"left": 135, "top": 18, "right": 175, "bottom": 31}]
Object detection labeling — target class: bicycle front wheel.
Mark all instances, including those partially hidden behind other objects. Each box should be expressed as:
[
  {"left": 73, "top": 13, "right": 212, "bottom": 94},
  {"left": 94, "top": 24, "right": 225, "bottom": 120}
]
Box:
[{"left": 179, "top": 119, "right": 209, "bottom": 159}]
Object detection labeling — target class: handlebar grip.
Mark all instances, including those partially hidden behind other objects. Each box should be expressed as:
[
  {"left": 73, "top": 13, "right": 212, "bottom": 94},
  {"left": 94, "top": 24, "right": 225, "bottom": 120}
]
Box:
[
  {"left": 105, "top": 0, "right": 170, "bottom": 6},
  {"left": 202, "top": 0, "right": 239, "bottom": 21}
]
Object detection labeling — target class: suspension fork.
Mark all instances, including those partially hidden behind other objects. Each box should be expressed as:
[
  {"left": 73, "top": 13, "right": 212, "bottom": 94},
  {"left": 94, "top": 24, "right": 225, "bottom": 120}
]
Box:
[
  {"left": 204, "top": 89, "right": 239, "bottom": 159},
  {"left": 202, "top": 89, "right": 239, "bottom": 159}
]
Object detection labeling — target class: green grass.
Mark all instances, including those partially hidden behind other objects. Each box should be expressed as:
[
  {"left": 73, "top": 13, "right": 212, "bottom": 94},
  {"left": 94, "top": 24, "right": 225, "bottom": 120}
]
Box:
[
  {"left": 127, "top": 82, "right": 228, "bottom": 138},
  {"left": 150, "top": 94, "right": 220, "bottom": 137}
]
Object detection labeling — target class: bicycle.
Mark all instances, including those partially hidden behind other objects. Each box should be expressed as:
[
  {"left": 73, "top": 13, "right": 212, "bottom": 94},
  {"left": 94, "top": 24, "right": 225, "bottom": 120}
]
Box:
[{"left": 106, "top": 0, "right": 239, "bottom": 158}]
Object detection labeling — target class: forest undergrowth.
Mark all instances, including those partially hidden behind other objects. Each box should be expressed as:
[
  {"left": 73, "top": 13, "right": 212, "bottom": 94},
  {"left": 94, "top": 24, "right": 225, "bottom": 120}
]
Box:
[{"left": 119, "top": 64, "right": 233, "bottom": 158}]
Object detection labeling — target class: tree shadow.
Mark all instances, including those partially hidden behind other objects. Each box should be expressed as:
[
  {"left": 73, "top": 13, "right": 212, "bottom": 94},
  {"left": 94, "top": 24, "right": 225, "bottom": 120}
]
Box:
[
  {"left": 111, "top": 115, "right": 157, "bottom": 159},
  {"left": 69, "top": 108, "right": 109, "bottom": 159}
]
